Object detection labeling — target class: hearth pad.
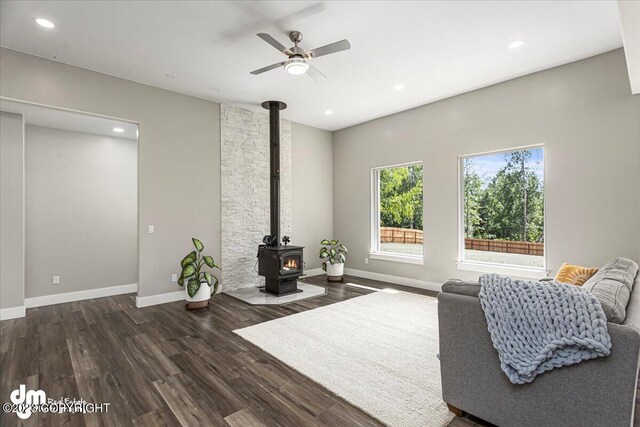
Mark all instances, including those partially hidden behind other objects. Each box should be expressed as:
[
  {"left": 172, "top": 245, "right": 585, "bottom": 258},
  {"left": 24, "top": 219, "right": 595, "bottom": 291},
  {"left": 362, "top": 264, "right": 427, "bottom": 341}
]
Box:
[{"left": 224, "top": 283, "right": 326, "bottom": 305}]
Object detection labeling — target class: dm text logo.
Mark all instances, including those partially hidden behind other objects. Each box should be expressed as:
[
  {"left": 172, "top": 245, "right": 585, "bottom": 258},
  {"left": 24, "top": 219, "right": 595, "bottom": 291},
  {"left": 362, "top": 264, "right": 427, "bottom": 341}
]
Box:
[{"left": 10, "top": 384, "right": 46, "bottom": 419}]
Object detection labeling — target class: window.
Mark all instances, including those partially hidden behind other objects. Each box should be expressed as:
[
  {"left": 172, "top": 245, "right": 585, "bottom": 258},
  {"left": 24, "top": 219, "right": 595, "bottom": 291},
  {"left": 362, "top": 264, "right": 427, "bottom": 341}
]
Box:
[
  {"left": 371, "top": 162, "right": 423, "bottom": 262},
  {"left": 460, "top": 147, "right": 545, "bottom": 270}
]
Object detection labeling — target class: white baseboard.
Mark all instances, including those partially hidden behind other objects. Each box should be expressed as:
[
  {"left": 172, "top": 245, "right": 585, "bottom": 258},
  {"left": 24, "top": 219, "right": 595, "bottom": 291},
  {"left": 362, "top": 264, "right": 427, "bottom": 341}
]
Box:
[
  {"left": 0, "top": 305, "right": 26, "bottom": 321},
  {"left": 344, "top": 268, "right": 442, "bottom": 293},
  {"left": 136, "top": 290, "right": 184, "bottom": 308},
  {"left": 302, "top": 268, "right": 324, "bottom": 277},
  {"left": 25, "top": 283, "right": 138, "bottom": 309}
]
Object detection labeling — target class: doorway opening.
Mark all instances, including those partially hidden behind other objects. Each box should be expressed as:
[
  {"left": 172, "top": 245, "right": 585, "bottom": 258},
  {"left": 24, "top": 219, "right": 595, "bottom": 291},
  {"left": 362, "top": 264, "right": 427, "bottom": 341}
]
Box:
[{"left": 1, "top": 98, "right": 139, "bottom": 307}]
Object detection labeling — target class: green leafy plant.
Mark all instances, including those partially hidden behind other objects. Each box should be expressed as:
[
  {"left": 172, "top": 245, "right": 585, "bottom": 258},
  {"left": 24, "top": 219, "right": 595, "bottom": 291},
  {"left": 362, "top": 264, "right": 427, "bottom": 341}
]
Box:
[
  {"left": 319, "top": 239, "right": 348, "bottom": 271},
  {"left": 463, "top": 148, "right": 544, "bottom": 243},
  {"left": 380, "top": 164, "right": 423, "bottom": 230},
  {"left": 178, "top": 238, "right": 221, "bottom": 298}
]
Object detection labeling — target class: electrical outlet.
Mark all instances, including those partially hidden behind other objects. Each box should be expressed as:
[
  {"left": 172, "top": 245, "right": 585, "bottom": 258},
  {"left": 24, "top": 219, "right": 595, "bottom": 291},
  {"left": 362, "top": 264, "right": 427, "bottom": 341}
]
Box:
[
  {"left": 364, "top": 258, "right": 369, "bottom": 264},
  {"left": 52, "top": 276, "right": 60, "bottom": 285},
  {"left": 148, "top": 225, "right": 155, "bottom": 234},
  {"left": 171, "top": 273, "right": 178, "bottom": 282}
]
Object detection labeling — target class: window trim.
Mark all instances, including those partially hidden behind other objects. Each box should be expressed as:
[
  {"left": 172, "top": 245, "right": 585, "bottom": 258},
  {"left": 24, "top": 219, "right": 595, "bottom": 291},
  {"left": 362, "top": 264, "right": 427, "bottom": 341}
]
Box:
[
  {"left": 456, "top": 260, "right": 548, "bottom": 280},
  {"left": 457, "top": 145, "right": 547, "bottom": 273},
  {"left": 369, "top": 252, "right": 424, "bottom": 265},
  {"left": 370, "top": 161, "right": 424, "bottom": 262}
]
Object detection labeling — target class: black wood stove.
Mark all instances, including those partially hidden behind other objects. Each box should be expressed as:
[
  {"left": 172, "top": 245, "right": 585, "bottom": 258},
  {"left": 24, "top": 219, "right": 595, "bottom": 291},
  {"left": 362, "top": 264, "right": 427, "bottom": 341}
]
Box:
[{"left": 257, "top": 100, "right": 304, "bottom": 296}]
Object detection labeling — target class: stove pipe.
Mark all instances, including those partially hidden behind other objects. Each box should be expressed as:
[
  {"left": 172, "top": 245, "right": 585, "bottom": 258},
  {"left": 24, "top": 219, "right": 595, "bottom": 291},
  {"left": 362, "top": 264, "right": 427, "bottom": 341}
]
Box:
[{"left": 261, "top": 100, "right": 287, "bottom": 247}]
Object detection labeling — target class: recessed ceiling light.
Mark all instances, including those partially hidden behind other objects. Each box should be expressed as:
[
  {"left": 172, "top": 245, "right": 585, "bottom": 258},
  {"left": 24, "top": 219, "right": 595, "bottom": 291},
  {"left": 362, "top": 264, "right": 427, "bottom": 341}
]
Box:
[
  {"left": 508, "top": 40, "right": 524, "bottom": 49},
  {"left": 394, "top": 84, "right": 405, "bottom": 91},
  {"left": 324, "top": 110, "right": 333, "bottom": 115},
  {"left": 35, "top": 18, "right": 55, "bottom": 28},
  {"left": 113, "top": 127, "right": 124, "bottom": 133},
  {"left": 165, "top": 73, "right": 175, "bottom": 79}
]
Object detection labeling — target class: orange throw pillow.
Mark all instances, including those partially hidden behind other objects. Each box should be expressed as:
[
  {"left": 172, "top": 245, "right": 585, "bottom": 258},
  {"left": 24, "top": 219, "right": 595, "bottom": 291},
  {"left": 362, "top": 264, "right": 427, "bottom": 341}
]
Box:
[{"left": 554, "top": 263, "right": 598, "bottom": 286}]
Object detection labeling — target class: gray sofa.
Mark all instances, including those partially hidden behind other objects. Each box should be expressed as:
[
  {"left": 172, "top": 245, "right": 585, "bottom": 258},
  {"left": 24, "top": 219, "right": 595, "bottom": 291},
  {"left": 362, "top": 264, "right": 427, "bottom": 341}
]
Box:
[{"left": 438, "top": 260, "right": 640, "bottom": 427}]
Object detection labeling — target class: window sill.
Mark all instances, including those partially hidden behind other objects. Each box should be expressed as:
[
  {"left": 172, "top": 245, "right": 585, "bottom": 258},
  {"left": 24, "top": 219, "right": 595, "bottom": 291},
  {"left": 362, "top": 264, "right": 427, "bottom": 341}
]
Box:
[
  {"left": 457, "top": 261, "right": 548, "bottom": 280},
  {"left": 369, "top": 252, "right": 424, "bottom": 265}
]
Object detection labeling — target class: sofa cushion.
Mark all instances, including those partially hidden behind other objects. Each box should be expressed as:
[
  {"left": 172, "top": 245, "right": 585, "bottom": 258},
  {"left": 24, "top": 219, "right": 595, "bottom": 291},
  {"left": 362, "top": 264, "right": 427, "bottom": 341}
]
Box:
[
  {"left": 442, "top": 279, "right": 480, "bottom": 297},
  {"left": 582, "top": 257, "right": 639, "bottom": 324},
  {"left": 554, "top": 263, "right": 598, "bottom": 286}
]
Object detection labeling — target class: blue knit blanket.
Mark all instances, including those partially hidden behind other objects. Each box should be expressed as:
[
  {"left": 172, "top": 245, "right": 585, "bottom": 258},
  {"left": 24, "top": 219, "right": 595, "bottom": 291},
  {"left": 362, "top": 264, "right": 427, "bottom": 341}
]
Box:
[{"left": 478, "top": 274, "right": 611, "bottom": 384}]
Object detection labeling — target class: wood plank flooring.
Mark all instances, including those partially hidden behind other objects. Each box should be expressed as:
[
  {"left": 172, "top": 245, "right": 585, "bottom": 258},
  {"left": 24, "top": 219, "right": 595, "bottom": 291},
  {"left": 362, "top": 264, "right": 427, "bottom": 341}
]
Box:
[{"left": 0, "top": 274, "right": 585, "bottom": 426}]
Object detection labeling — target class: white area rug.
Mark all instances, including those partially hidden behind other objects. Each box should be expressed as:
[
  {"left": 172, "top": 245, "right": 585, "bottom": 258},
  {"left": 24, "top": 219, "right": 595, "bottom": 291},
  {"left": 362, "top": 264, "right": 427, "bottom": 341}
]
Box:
[{"left": 234, "top": 289, "right": 453, "bottom": 427}]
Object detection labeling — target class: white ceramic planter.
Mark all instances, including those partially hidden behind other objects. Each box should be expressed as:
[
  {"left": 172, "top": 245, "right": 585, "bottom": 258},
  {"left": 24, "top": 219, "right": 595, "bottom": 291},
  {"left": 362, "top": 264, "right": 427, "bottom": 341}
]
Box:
[
  {"left": 185, "top": 281, "right": 211, "bottom": 303},
  {"left": 326, "top": 262, "right": 344, "bottom": 279}
]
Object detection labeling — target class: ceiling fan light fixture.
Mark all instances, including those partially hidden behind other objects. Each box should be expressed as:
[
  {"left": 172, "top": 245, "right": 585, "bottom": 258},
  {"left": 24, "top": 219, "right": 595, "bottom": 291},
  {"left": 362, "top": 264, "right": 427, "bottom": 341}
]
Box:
[
  {"left": 284, "top": 58, "right": 309, "bottom": 75},
  {"left": 252, "top": 32, "right": 350, "bottom": 81}
]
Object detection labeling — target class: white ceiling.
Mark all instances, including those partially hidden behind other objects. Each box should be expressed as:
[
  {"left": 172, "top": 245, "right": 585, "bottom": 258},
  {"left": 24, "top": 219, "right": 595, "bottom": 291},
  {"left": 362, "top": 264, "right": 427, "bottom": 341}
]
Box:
[
  {"left": 0, "top": 1, "right": 625, "bottom": 131},
  {"left": 0, "top": 99, "right": 138, "bottom": 141}
]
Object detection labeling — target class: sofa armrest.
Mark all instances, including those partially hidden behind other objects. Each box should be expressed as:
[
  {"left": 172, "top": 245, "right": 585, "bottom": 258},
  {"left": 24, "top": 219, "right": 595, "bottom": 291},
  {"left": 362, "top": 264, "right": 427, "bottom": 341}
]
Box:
[
  {"left": 442, "top": 279, "right": 480, "bottom": 297},
  {"left": 438, "top": 292, "right": 640, "bottom": 427}
]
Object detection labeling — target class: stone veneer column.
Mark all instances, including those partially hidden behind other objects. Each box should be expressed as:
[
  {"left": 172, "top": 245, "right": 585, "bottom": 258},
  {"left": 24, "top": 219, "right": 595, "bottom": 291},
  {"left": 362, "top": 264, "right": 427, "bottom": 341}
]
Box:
[{"left": 220, "top": 104, "right": 292, "bottom": 291}]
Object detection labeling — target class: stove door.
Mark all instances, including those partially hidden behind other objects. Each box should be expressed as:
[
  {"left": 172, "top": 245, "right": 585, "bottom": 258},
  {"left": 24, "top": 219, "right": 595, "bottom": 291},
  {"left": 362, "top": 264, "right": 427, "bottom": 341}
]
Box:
[{"left": 280, "top": 251, "right": 303, "bottom": 275}]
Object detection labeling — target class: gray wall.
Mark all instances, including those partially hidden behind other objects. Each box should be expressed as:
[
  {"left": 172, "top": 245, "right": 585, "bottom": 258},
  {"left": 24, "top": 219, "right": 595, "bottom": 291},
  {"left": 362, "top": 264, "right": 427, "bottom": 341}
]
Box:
[
  {"left": 0, "top": 47, "right": 220, "bottom": 299},
  {"left": 333, "top": 49, "right": 640, "bottom": 285},
  {"left": 0, "top": 48, "right": 333, "bottom": 302},
  {"left": 0, "top": 111, "right": 25, "bottom": 309},
  {"left": 292, "top": 122, "right": 334, "bottom": 270},
  {"left": 25, "top": 125, "right": 137, "bottom": 298}
]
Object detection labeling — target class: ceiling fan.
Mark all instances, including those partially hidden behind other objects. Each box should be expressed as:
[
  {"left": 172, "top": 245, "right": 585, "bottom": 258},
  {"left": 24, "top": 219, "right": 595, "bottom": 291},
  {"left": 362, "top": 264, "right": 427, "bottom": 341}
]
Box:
[{"left": 250, "top": 31, "right": 351, "bottom": 81}]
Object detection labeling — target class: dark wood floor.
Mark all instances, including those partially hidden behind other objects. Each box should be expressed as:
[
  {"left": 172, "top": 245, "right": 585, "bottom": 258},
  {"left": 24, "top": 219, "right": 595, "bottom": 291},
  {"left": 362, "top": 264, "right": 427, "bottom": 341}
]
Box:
[{"left": 2, "top": 276, "right": 505, "bottom": 426}]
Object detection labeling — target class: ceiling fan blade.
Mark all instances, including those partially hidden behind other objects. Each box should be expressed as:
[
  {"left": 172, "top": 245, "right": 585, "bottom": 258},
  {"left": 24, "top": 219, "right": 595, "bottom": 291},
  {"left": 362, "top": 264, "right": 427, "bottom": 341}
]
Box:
[
  {"left": 257, "top": 33, "right": 292, "bottom": 55},
  {"left": 250, "top": 61, "right": 285, "bottom": 75},
  {"left": 305, "top": 39, "right": 351, "bottom": 59},
  {"left": 306, "top": 64, "right": 326, "bottom": 82}
]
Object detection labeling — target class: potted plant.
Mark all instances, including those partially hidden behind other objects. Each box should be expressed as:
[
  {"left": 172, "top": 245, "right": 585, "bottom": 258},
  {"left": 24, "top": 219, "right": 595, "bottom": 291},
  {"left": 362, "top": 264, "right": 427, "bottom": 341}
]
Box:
[
  {"left": 319, "top": 239, "right": 348, "bottom": 282},
  {"left": 178, "top": 238, "right": 221, "bottom": 309}
]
